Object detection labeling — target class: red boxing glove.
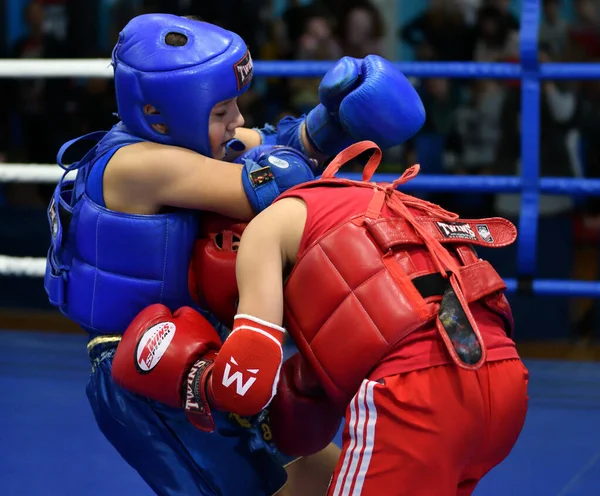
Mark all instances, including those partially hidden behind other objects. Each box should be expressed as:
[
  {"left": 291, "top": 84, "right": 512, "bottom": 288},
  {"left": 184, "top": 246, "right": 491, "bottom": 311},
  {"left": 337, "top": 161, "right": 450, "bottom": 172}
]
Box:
[
  {"left": 269, "top": 353, "right": 345, "bottom": 457},
  {"left": 112, "top": 304, "right": 223, "bottom": 432},
  {"left": 210, "top": 314, "right": 285, "bottom": 417},
  {"left": 191, "top": 213, "right": 248, "bottom": 329}
]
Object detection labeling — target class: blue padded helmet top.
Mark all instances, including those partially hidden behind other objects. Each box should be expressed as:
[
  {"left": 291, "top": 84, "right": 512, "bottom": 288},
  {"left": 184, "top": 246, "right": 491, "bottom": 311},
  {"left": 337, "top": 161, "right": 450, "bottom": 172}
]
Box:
[{"left": 112, "top": 13, "right": 253, "bottom": 156}]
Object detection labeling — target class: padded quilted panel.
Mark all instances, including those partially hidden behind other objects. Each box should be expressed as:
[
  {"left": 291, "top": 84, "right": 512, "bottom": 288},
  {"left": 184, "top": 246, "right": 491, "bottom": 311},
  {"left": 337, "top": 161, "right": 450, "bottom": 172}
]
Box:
[
  {"left": 352, "top": 269, "right": 426, "bottom": 342},
  {"left": 283, "top": 218, "right": 435, "bottom": 401},
  {"left": 310, "top": 294, "right": 385, "bottom": 400},
  {"left": 284, "top": 247, "right": 353, "bottom": 342},
  {"left": 316, "top": 222, "right": 385, "bottom": 289}
]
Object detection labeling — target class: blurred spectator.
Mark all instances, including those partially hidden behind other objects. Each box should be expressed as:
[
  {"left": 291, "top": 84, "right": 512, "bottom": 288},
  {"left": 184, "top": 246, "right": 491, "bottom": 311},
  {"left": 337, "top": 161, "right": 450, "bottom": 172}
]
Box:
[
  {"left": 236, "top": 89, "right": 270, "bottom": 129},
  {"left": 108, "top": 0, "right": 145, "bottom": 50},
  {"left": 255, "top": 19, "right": 296, "bottom": 124},
  {"left": 573, "top": 76, "right": 600, "bottom": 244},
  {"left": 73, "top": 78, "right": 118, "bottom": 134},
  {"left": 9, "top": 0, "right": 68, "bottom": 163},
  {"left": 400, "top": 0, "right": 475, "bottom": 61},
  {"left": 404, "top": 77, "right": 461, "bottom": 180},
  {"left": 495, "top": 48, "right": 582, "bottom": 217},
  {"left": 572, "top": 77, "right": 600, "bottom": 341},
  {"left": 485, "top": 0, "right": 519, "bottom": 30},
  {"left": 539, "top": 0, "right": 569, "bottom": 58},
  {"left": 440, "top": 79, "right": 504, "bottom": 216},
  {"left": 189, "top": 0, "right": 268, "bottom": 55},
  {"left": 445, "top": 80, "right": 504, "bottom": 175},
  {"left": 455, "top": 0, "right": 484, "bottom": 26},
  {"left": 6, "top": 0, "right": 69, "bottom": 208},
  {"left": 337, "top": 1, "right": 385, "bottom": 58},
  {"left": 261, "top": 17, "right": 293, "bottom": 61},
  {"left": 283, "top": 2, "right": 337, "bottom": 54},
  {"left": 487, "top": 43, "right": 582, "bottom": 341},
  {"left": 419, "top": 78, "right": 463, "bottom": 136},
  {"left": 285, "top": 4, "right": 341, "bottom": 114},
  {"left": 567, "top": 0, "right": 600, "bottom": 61},
  {"left": 472, "top": 5, "right": 519, "bottom": 62},
  {"left": 295, "top": 10, "right": 341, "bottom": 61},
  {"left": 579, "top": 79, "right": 600, "bottom": 195},
  {"left": 3, "top": 0, "right": 600, "bottom": 347}
]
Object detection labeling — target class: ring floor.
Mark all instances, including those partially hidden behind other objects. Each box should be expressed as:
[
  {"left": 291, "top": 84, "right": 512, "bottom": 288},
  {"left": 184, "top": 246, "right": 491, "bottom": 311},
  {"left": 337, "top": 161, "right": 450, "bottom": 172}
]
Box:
[{"left": 1, "top": 329, "right": 599, "bottom": 496}]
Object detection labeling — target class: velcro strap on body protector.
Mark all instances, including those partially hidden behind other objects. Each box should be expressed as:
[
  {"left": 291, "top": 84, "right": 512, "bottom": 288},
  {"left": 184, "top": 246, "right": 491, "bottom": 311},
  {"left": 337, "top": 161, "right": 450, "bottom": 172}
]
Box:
[
  {"left": 366, "top": 215, "right": 511, "bottom": 371},
  {"left": 45, "top": 180, "right": 77, "bottom": 308},
  {"left": 47, "top": 181, "right": 74, "bottom": 257},
  {"left": 455, "top": 261, "right": 507, "bottom": 301},
  {"left": 364, "top": 216, "right": 517, "bottom": 250},
  {"left": 409, "top": 261, "right": 506, "bottom": 303}
]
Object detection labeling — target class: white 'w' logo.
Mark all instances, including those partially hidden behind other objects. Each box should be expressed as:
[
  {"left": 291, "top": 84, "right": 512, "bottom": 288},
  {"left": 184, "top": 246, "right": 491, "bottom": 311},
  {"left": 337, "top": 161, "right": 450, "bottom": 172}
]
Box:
[{"left": 221, "top": 357, "right": 258, "bottom": 396}]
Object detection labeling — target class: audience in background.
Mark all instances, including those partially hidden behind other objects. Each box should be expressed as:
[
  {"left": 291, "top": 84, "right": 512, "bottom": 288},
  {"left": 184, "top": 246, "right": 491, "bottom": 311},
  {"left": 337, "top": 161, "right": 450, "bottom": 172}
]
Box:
[{"left": 1, "top": 0, "right": 599, "bottom": 342}]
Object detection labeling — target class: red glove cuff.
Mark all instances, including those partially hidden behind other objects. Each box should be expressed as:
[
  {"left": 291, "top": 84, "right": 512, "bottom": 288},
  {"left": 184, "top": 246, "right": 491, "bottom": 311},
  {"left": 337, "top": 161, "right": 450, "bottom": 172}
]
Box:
[{"left": 232, "top": 314, "right": 286, "bottom": 345}]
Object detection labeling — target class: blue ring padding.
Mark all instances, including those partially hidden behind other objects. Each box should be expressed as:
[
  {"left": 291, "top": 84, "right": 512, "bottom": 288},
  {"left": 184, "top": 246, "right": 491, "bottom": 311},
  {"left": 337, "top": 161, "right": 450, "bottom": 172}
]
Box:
[
  {"left": 517, "top": 0, "right": 542, "bottom": 276},
  {"left": 335, "top": 174, "right": 600, "bottom": 196},
  {"left": 253, "top": 61, "right": 600, "bottom": 80}
]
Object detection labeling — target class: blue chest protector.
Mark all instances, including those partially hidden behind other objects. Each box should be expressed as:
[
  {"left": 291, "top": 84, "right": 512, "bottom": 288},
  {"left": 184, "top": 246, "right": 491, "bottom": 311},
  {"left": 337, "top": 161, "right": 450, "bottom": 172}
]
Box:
[{"left": 45, "top": 123, "right": 200, "bottom": 337}]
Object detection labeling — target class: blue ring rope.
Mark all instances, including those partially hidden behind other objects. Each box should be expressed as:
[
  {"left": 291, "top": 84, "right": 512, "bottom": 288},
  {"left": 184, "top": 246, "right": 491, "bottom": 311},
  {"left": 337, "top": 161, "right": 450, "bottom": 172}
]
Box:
[
  {"left": 255, "top": 0, "right": 600, "bottom": 296},
  {"left": 253, "top": 62, "right": 600, "bottom": 80},
  {"left": 334, "top": 175, "right": 600, "bottom": 195}
]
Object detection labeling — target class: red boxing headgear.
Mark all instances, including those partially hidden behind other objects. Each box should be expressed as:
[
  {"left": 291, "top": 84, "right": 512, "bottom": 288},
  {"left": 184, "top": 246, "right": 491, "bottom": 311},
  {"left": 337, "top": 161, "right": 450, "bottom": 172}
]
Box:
[{"left": 191, "top": 213, "right": 248, "bottom": 329}]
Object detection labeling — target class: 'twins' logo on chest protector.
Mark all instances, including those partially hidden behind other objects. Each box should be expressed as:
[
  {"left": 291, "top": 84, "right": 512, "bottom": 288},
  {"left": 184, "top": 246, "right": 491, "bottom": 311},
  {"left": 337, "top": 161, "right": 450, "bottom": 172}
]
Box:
[
  {"left": 436, "top": 221, "right": 477, "bottom": 241},
  {"left": 221, "top": 356, "right": 258, "bottom": 395}
]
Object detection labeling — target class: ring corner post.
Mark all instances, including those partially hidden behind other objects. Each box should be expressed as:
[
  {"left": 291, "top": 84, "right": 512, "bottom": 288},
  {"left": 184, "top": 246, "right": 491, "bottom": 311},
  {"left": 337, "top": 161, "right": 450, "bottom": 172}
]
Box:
[{"left": 516, "top": 0, "right": 542, "bottom": 290}]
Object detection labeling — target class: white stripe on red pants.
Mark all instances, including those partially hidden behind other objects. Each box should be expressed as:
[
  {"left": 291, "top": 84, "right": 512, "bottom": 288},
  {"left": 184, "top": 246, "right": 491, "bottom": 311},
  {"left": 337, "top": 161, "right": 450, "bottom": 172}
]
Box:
[{"left": 329, "top": 379, "right": 378, "bottom": 496}]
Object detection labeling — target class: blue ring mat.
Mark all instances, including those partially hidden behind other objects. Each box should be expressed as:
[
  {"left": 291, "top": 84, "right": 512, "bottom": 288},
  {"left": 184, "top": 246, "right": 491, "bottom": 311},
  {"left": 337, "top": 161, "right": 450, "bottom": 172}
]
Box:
[{"left": 1, "top": 329, "right": 599, "bottom": 496}]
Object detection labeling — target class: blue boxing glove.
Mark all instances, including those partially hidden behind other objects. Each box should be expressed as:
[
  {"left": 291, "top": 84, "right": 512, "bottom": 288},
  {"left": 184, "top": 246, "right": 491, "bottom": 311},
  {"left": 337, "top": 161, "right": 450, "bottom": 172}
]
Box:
[
  {"left": 236, "top": 145, "right": 316, "bottom": 213},
  {"left": 306, "top": 55, "right": 426, "bottom": 156},
  {"left": 257, "top": 55, "right": 425, "bottom": 158}
]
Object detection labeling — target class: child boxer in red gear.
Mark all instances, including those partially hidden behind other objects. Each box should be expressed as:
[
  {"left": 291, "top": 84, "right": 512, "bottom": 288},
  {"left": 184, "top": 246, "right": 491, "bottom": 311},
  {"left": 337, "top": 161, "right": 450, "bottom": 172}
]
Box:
[
  {"left": 190, "top": 213, "right": 289, "bottom": 417},
  {"left": 191, "top": 141, "right": 529, "bottom": 496},
  {"left": 113, "top": 210, "right": 342, "bottom": 495}
]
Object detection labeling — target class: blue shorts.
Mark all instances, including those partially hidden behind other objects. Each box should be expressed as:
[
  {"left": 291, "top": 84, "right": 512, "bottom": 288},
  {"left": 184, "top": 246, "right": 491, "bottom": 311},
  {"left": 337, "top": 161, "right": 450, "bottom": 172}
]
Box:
[{"left": 86, "top": 340, "right": 294, "bottom": 496}]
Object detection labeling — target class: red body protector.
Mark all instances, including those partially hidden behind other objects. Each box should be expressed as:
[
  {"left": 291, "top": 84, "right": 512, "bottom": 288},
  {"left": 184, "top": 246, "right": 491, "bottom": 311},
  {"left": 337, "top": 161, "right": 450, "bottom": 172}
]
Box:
[{"left": 278, "top": 141, "right": 517, "bottom": 406}]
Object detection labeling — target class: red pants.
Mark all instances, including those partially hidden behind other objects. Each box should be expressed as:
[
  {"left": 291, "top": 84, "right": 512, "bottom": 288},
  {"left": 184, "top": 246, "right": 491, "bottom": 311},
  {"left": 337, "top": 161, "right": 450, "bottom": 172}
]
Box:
[{"left": 327, "top": 359, "right": 529, "bottom": 496}]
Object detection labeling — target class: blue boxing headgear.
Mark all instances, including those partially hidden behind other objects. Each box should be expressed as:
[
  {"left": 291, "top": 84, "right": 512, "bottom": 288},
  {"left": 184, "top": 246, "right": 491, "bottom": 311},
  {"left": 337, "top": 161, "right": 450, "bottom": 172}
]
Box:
[{"left": 112, "top": 14, "right": 253, "bottom": 157}]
